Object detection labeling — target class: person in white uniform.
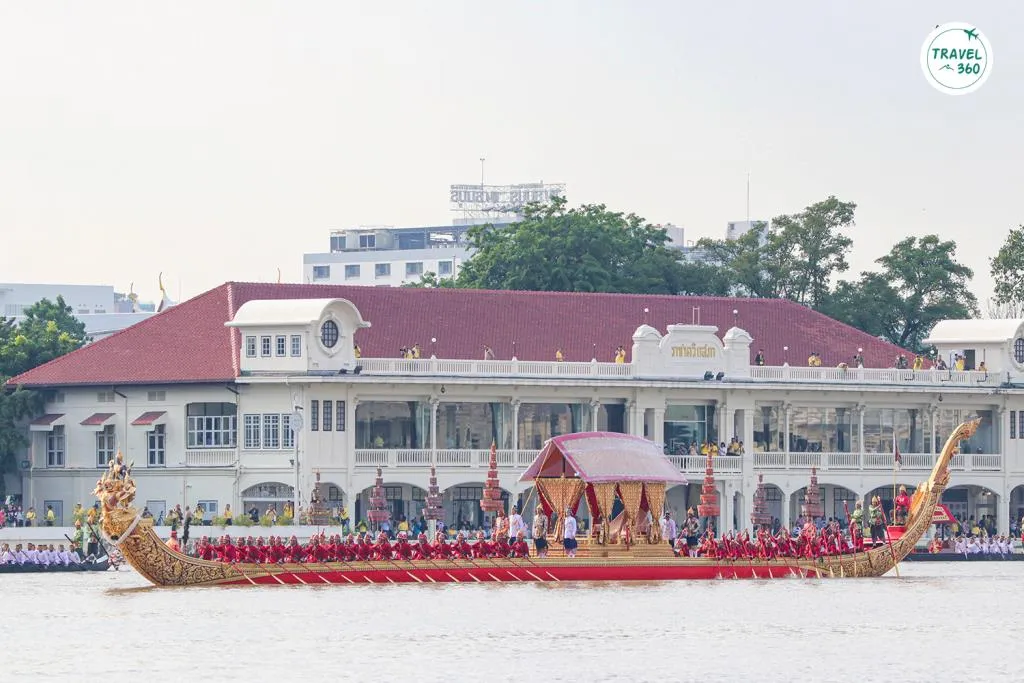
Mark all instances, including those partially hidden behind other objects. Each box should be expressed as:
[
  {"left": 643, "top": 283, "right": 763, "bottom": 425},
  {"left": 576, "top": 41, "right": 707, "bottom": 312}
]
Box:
[{"left": 562, "top": 508, "right": 578, "bottom": 558}]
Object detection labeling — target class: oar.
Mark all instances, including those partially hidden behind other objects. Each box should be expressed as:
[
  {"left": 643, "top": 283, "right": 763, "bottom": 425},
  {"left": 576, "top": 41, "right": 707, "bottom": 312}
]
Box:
[{"left": 227, "top": 561, "right": 259, "bottom": 586}]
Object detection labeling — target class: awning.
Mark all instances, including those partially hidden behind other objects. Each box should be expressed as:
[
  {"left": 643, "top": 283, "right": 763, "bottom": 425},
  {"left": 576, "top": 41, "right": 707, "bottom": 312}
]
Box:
[
  {"left": 519, "top": 432, "right": 688, "bottom": 484},
  {"left": 132, "top": 411, "right": 167, "bottom": 427},
  {"left": 29, "top": 414, "right": 65, "bottom": 432},
  {"left": 932, "top": 503, "right": 956, "bottom": 525},
  {"left": 80, "top": 413, "right": 116, "bottom": 430}
]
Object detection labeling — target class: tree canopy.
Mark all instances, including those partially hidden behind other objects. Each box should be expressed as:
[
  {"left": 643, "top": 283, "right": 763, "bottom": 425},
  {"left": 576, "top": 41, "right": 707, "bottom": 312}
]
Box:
[
  {"left": 990, "top": 225, "right": 1024, "bottom": 306},
  {"left": 0, "top": 296, "right": 89, "bottom": 497},
  {"left": 453, "top": 196, "right": 693, "bottom": 295},
  {"left": 823, "top": 235, "right": 978, "bottom": 352}
]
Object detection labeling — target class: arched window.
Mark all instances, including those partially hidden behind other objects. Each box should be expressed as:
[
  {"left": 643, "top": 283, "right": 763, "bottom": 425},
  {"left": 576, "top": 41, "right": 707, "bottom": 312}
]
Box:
[
  {"left": 320, "top": 320, "right": 339, "bottom": 348},
  {"left": 1015, "top": 338, "right": 1024, "bottom": 364}
]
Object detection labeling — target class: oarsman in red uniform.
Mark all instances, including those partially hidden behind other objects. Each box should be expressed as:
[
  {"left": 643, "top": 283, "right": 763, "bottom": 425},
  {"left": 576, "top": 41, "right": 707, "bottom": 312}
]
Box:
[
  {"left": 286, "top": 535, "right": 305, "bottom": 562},
  {"left": 356, "top": 533, "right": 373, "bottom": 560},
  {"left": 372, "top": 531, "right": 393, "bottom": 560},
  {"left": 470, "top": 531, "right": 490, "bottom": 558},
  {"left": 338, "top": 534, "right": 355, "bottom": 561},
  {"left": 431, "top": 531, "right": 451, "bottom": 559},
  {"left": 775, "top": 528, "right": 795, "bottom": 557},
  {"left": 510, "top": 531, "right": 530, "bottom": 558},
  {"left": 698, "top": 529, "right": 718, "bottom": 558},
  {"left": 221, "top": 536, "right": 238, "bottom": 563},
  {"left": 453, "top": 532, "right": 472, "bottom": 559},
  {"left": 393, "top": 532, "right": 413, "bottom": 560},
  {"left": 411, "top": 532, "right": 432, "bottom": 560},
  {"left": 893, "top": 485, "right": 911, "bottom": 526},
  {"left": 198, "top": 537, "right": 215, "bottom": 560},
  {"left": 493, "top": 531, "right": 511, "bottom": 558}
]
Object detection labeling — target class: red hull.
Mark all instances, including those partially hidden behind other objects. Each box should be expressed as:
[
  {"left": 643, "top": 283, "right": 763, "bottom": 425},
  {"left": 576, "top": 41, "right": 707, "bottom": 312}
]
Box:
[{"left": 217, "top": 559, "right": 839, "bottom": 586}]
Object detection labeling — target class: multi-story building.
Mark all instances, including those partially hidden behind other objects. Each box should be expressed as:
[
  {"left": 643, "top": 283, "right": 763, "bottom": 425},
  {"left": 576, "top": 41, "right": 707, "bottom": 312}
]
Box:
[
  {"left": 302, "top": 224, "right": 486, "bottom": 287},
  {"left": 8, "top": 282, "right": 1023, "bottom": 534},
  {"left": 0, "top": 282, "right": 157, "bottom": 341}
]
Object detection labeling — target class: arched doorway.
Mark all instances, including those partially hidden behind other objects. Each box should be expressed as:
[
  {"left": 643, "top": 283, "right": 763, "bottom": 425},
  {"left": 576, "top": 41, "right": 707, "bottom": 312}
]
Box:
[
  {"left": 444, "top": 483, "right": 511, "bottom": 530},
  {"left": 241, "top": 482, "right": 295, "bottom": 520},
  {"left": 943, "top": 484, "right": 1000, "bottom": 534},
  {"left": 1010, "top": 485, "right": 1024, "bottom": 533},
  {"left": 761, "top": 484, "right": 784, "bottom": 531},
  {"left": 789, "top": 484, "right": 864, "bottom": 526}
]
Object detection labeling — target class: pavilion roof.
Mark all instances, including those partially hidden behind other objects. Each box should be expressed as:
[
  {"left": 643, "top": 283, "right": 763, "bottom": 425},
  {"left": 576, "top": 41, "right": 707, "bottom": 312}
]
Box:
[{"left": 519, "top": 432, "right": 688, "bottom": 485}]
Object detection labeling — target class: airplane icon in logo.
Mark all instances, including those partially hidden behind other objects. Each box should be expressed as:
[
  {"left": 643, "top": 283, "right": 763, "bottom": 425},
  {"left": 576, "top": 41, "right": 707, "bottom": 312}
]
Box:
[{"left": 963, "top": 28, "right": 978, "bottom": 40}]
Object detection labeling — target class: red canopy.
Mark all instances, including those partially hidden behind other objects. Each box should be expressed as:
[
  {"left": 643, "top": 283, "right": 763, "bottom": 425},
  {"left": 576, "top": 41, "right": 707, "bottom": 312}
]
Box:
[
  {"left": 932, "top": 504, "right": 955, "bottom": 525},
  {"left": 518, "top": 432, "right": 687, "bottom": 485}
]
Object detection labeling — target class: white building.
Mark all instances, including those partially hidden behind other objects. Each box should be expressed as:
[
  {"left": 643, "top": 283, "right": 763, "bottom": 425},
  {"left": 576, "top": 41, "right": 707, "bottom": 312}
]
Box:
[
  {"left": 303, "top": 224, "right": 478, "bottom": 287},
  {"left": 7, "top": 282, "right": 1024, "bottom": 536},
  {"left": 0, "top": 282, "right": 157, "bottom": 341}
]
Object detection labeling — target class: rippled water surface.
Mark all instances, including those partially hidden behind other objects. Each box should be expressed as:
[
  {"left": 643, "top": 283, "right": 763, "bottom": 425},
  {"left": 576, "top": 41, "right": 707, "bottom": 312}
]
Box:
[{"left": 3, "top": 563, "right": 1021, "bottom": 682}]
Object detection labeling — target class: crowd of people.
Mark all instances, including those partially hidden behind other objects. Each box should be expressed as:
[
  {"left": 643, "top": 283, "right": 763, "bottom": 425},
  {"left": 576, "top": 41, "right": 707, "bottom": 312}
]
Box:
[
  {"left": 952, "top": 535, "right": 1016, "bottom": 556},
  {"left": 0, "top": 542, "right": 86, "bottom": 566}
]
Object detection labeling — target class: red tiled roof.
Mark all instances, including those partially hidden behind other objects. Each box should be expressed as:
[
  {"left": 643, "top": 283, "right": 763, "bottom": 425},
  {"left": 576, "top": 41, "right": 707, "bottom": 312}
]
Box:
[
  {"left": 80, "top": 412, "right": 115, "bottom": 426},
  {"left": 30, "top": 413, "right": 64, "bottom": 426},
  {"left": 5, "top": 282, "right": 917, "bottom": 388},
  {"left": 131, "top": 411, "right": 167, "bottom": 426}
]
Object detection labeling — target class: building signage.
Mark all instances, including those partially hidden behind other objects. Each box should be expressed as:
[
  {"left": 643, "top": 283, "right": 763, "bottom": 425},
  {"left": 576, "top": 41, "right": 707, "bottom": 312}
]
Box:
[
  {"left": 449, "top": 183, "right": 565, "bottom": 211},
  {"left": 670, "top": 343, "right": 717, "bottom": 359}
]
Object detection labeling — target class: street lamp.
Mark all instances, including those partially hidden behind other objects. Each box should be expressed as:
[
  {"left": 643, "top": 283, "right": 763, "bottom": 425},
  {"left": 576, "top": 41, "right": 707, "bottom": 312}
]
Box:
[
  {"left": 783, "top": 345, "right": 789, "bottom": 365},
  {"left": 733, "top": 309, "right": 739, "bottom": 325},
  {"left": 431, "top": 337, "right": 437, "bottom": 358}
]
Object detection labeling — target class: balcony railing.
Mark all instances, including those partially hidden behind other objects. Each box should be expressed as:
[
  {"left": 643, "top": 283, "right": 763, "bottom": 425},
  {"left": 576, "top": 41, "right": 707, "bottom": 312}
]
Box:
[
  {"left": 184, "top": 450, "right": 237, "bottom": 467},
  {"left": 754, "top": 451, "right": 1003, "bottom": 472},
  {"left": 355, "top": 357, "right": 1001, "bottom": 387},
  {"left": 749, "top": 365, "right": 999, "bottom": 387},
  {"left": 358, "top": 358, "right": 633, "bottom": 378}
]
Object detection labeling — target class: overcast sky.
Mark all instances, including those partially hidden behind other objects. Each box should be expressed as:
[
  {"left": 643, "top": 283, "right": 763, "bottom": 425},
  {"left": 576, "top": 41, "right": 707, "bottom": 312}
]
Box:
[{"left": 0, "top": 1, "right": 1020, "bottom": 305}]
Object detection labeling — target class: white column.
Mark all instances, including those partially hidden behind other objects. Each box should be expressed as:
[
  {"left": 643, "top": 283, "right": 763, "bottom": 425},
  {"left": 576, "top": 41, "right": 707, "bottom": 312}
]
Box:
[
  {"left": 589, "top": 399, "right": 601, "bottom": 432},
  {"left": 783, "top": 403, "right": 791, "bottom": 456},
  {"left": 721, "top": 482, "right": 732, "bottom": 533},
  {"left": 857, "top": 404, "right": 866, "bottom": 459},
  {"left": 429, "top": 398, "right": 439, "bottom": 456},
  {"left": 626, "top": 400, "right": 639, "bottom": 436},
  {"left": 781, "top": 489, "right": 791, "bottom": 529},
  {"left": 998, "top": 487, "right": 1010, "bottom": 535},
  {"left": 652, "top": 407, "right": 665, "bottom": 449},
  {"left": 511, "top": 399, "right": 521, "bottom": 452}
]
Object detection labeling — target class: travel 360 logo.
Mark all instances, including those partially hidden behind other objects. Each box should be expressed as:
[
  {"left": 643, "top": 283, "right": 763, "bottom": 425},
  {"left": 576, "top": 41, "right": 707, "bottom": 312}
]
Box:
[{"left": 921, "top": 22, "right": 992, "bottom": 95}]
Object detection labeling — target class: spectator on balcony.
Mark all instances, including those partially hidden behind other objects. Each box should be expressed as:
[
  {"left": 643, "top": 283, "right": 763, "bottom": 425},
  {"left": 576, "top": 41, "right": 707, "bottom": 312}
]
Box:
[
  {"left": 852, "top": 351, "right": 864, "bottom": 367},
  {"left": 954, "top": 354, "right": 965, "bottom": 371},
  {"left": 807, "top": 352, "right": 822, "bottom": 367},
  {"left": 894, "top": 354, "right": 908, "bottom": 369},
  {"left": 354, "top": 344, "right": 361, "bottom": 359},
  {"left": 935, "top": 357, "right": 948, "bottom": 370},
  {"left": 912, "top": 355, "right": 924, "bottom": 371},
  {"left": 978, "top": 361, "right": 988, "bottom": 373},
  {"left": 483, "top": 345, "right": 495, "bottom": 360},
  {"left": 265, "top": 505, "right": 278, "bottom": 524},
  {"left": 223, "top": 503, "right": 233, "bottom": 524},
  {"left": 754, "top": 349, "right": 765, "bottom": 366},
  {"left": 614, "top": 346, "right": 626, "bottom": 363},
  {"left": 555, "top": 348, "right": 564, "bottom": 362},
  {"left": 411, "top": 344, "right": 422, "bottom": 359}
]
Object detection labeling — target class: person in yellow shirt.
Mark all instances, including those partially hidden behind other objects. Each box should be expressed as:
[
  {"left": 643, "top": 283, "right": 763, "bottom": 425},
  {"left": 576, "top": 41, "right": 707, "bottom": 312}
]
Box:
[
  {"left": 45, "top": 505, "right": 56, "bottom": 526},
  {"left": 912, "top": 355, "right": 923, "bottom": 371},
  {"left": 354, "top": 344, "right": 361, "bottom": 359},
  {"left": 411, "top": 344, "right": 421, "bottom": 359},
  {"left": 25, "top": 507, "right": 37, "bottom": 526},
  {"left": 955, "top": 355, "right": 965, "bottom": 371},
  {"left": 397, "top": 516, "right": 410, "bottom": 534},
  {"left": 555, "top": 349, "right": 564, "bottom": 362},
  {"left": 614, "top": 346, "right": 626, "bottom": 363}
]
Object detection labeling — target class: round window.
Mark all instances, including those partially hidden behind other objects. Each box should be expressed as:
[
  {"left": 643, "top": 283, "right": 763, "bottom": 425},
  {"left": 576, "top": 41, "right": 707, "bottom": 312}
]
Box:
[
  {"left": 1015, "top": 337, "right": 1024, "bottom": 364},
  {"left": 320, "top": 320, "right": 339, "bottom": 349}
]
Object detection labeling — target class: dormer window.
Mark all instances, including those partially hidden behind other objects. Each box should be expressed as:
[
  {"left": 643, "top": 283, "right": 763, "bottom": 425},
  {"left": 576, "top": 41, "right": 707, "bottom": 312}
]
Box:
[
  {"left": 320, "top": 320, "right": 339, "bottom": 348},
  {"left": 1015, "top": 338, "right": 1024, "bottom": 364}
]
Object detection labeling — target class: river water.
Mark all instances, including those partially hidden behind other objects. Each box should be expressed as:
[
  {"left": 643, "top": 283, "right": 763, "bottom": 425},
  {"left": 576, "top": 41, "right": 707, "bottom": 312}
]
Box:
[{"left": 3, "top": 562, "right": 1019, "bottom": 682}]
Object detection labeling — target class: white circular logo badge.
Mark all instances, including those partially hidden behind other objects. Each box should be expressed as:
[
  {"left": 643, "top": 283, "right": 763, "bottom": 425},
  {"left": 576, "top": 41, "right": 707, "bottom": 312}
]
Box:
[{"left": 921, "top": 23, "right": 992, "bottom": 95}]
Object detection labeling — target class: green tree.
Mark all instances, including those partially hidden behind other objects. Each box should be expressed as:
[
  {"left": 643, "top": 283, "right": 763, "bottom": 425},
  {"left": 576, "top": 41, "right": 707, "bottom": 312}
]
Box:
[
  {"left": 401, "top": 272, "right": 458, "bottom": 289},
  {"left": 696, "top": 196, "right": 856, "bottom": 308},
  {"left": 0, "top": 296, "right": 89, "bottom": 497},
  {"left": 454, "top": 197, "right": 689, "bottom": 294},
  {"left": 824, "top": 235, "right": 978, "bottom": 351},
  {"left": 990, "top": 225, "right": 1024, "bottom": 305},
  {"left": 773, "top": 196, "right": 856, "bottom": 309}
]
